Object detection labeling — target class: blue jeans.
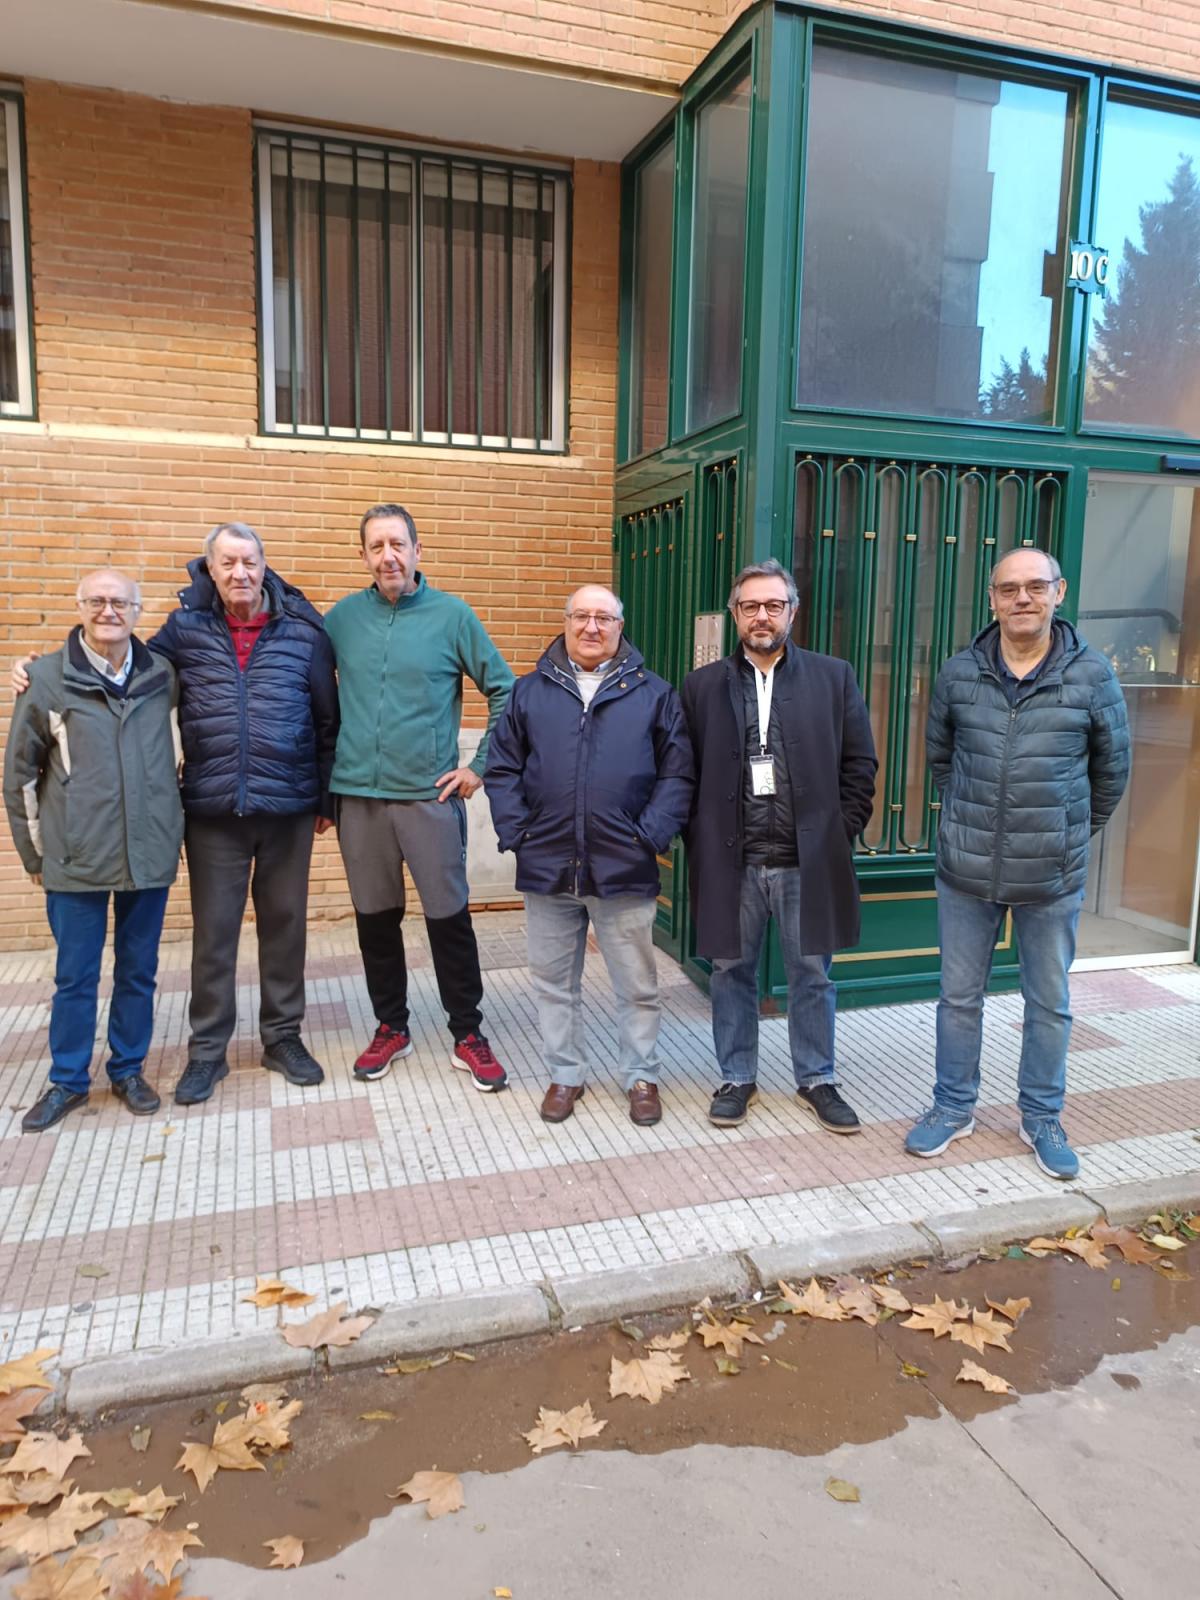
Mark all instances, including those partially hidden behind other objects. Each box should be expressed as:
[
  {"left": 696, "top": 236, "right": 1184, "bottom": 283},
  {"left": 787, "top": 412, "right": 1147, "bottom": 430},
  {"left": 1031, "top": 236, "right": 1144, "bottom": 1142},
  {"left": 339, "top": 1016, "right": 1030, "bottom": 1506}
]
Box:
[
  {"left": 934, "top": 877, "right": 1083, "bottom": 1124},
  {"left": 709, "top": 866, "right": 836, "bottom": 1088},
  {"left": 45, "top": 888, "right": 170, "bottom": 1095},
  {"left": 525, "top": 891, "right": 662, "bottom": 1090}
]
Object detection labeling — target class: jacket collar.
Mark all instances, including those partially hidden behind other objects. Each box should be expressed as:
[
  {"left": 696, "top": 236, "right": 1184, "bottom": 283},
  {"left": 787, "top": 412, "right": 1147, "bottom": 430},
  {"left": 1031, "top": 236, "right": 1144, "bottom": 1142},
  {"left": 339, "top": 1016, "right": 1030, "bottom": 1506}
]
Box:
[
  {"left": 367, "top": 571, "right": 428, "bottom": 610},
  {"left": 970, "top": 617, "right": 1081, "bottom": 685},
  {"left": 539, "top": 633, "right": 639, "bottom": 694},
  {"left": 64, "top": 628, "right": 163, "bottom": 698},
  {"left": 178, "top": 557, "right": 323, "bottom": 628}
]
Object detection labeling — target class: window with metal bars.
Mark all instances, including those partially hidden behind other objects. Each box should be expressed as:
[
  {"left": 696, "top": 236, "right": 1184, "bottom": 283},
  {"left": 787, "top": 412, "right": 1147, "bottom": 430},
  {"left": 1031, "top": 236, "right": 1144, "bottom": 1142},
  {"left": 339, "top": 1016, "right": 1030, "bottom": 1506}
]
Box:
[
  {"left": 257, "top": 127, "right": 568, "bottom": 450},
  {"left": 0, "top": 91, "right": 34, "bottom": 418}
]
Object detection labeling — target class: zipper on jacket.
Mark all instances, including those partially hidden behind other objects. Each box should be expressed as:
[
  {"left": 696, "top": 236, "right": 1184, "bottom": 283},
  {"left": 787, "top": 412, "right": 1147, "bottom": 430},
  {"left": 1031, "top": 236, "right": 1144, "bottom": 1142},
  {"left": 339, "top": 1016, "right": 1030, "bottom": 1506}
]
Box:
[{"left": 375, "top": 605, "right": 396, "bottom": 786}]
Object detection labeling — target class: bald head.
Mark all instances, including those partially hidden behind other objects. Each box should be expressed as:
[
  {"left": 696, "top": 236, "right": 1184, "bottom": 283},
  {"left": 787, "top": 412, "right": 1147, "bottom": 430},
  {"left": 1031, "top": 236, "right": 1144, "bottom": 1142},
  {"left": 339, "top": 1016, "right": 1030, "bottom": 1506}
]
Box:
[
  {"left": 76, "top": 568, "right": 141, "bottom": 608},
  {"left": 564, "top": 584, "right": 624, "bottom": 669},
  {"left": 990, "top": 548, "right": 1061, "bottom": 588},
  {"left": 75, "top": 568, "right": 142, "bottom": 662},
  {"left": 988, "top": 547, "right": 1065, "bottom": 655}
]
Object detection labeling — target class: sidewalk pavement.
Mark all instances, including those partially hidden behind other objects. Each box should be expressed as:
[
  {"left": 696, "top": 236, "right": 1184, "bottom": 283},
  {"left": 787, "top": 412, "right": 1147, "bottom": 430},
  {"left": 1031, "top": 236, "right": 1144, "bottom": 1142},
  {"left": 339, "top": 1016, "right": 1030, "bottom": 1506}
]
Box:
[{"left": 1, "top": 911, "right": 1197, "bottom": 1403}]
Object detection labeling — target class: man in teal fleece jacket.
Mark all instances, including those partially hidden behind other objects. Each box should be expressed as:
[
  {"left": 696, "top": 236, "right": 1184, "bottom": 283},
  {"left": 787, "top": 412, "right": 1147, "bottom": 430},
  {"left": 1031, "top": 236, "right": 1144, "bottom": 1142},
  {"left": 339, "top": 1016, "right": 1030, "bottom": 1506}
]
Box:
[{"left": 324, "top": 504, "right": 515, "bottom": 1093}]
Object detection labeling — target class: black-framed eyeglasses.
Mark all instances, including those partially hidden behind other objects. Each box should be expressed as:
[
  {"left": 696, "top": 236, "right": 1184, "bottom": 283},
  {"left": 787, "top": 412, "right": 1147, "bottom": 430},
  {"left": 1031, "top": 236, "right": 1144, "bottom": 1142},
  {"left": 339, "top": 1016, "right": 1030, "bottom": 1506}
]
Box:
[{"left": 734, "top": 599, "right": 790, "bottom": 620}]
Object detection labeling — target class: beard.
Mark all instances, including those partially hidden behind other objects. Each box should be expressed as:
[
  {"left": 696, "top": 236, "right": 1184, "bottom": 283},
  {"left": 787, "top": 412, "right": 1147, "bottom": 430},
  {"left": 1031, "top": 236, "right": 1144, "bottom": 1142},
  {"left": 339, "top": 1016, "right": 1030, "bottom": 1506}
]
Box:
[{"left": 743, "top": 623, "right": 790, "bottom": 654}]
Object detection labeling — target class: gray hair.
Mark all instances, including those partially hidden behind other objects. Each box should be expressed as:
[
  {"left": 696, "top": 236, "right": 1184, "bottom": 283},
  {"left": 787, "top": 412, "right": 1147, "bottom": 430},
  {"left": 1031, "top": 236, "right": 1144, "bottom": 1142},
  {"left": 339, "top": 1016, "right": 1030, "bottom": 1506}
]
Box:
[
  {"left": 727, "top": 558, "right": 799, "bottom": 613},
  {"left": 989, "top": 548, "right": 1063, "bottom": 586},
  {"left": 76, "top": 568, "right": 142, "bottom": 606},
  {"left": 565, "top": 586, "right": 624, "bottom": 620},
  {"left": 204, "top": 521, "right": 265, "bottom": 562}
]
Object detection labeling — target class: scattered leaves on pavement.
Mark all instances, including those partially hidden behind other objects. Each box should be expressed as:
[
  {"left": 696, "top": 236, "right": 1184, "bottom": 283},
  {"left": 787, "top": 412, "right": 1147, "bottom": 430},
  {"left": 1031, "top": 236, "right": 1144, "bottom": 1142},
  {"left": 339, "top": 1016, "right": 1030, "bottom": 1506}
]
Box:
[
  {"left": 645, "top": 1329, "right": 690, "bottom": 1351},
  {"left": 948, "top": 1310, "right": 1014, "bottom": 1356},
  {"left": 776, "top": 1279, "right": 847, "bottom": 1321},
  {"left": 956, "top": 1360, "right": 1014, "bottom": 1396},
  {"left": 124, "top": 1487, "right": 179, "bottom": 1523},
  {"left": 0, "top": 1351, "right": 57, "bottom": 1396},
  {"left": 12, "top": 1556, "right": 108, "bottom": 1600},
  {"left": 824, "top": 1478, "right": 860, "bottom": 1503},
  {"left": 902, "top": 1296, "right": 971, "bottom": 1338},
  {"left": 523, "top": 1401, "right": 607, "bottom": 1454},
  {"left": 264, "top": 1536, "right": 305, "bottom": 1569},
  {"left": 0, "top": 1474, "right": 75, "bottom": 1512},
  {"left": 1087, "top": 1225, "right": 1160, "bottom": 1266},
  {"left": 88, "top": 1521, "right": 201, "bottom": 1583},
  {"left": 280, "top": 1303, "right": 373, "bottom": 1350},
  {"left": 608, "top": 1351, "right": 691, "bottom": 1404},
  {"left": 698, "top": 1320, "right": 763, "bottom": 1357},
  {"left": 833, "top": 1279, "right": 879, "bottom": 1325},
  {"left": 869, "top": 1283, "right": 912, "bottom": 1313},
  {"left": 242, "top": 1276, "right": 315, "bottom": 1310},
  {"left": 176, "top": 1423, "right": 263, "bottom": 1494},
  {"left": 389, "top": 1471, "right": 465, "bottom": 1520},
  {"left": 985, "top": 1296, "right": 1031, "bottom": 1323},
  {"left": 6, "top": 1434, "right": 91, "bottom": 1479},
  {"left": 0, "top": 1493, "right": 106, "bottom": 1560},
  {"left": 1027, "top": 1236, "right": 1109, "bottom": 1270},
  {"left": 0, "top": 1389, "right": 49, "bottom": 1443}
]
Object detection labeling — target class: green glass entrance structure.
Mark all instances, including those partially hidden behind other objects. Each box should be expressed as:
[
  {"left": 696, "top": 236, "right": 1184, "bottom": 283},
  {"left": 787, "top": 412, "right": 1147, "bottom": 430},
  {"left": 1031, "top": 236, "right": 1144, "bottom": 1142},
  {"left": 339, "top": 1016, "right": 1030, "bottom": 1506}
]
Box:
[{"left": 615, "top": 2, "right": 1200, "bottom": 1006}]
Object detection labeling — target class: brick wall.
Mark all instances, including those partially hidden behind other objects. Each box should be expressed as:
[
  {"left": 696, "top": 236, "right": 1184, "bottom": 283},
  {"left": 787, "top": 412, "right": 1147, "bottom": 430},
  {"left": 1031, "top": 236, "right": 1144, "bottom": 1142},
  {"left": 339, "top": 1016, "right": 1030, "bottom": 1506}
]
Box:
[{"left": 0, "top": 81, "right": 620, "bottom": 950}]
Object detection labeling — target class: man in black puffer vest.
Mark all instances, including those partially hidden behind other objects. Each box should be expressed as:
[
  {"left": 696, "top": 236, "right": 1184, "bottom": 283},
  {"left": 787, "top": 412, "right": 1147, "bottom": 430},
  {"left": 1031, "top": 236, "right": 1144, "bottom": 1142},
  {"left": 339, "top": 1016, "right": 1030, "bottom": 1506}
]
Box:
[
  {"left": 905, "top": 548, "right": 1130, "bottom": 1181},
  {"left": 151, "top": 523, "right": 339, "bottom": 1104}
]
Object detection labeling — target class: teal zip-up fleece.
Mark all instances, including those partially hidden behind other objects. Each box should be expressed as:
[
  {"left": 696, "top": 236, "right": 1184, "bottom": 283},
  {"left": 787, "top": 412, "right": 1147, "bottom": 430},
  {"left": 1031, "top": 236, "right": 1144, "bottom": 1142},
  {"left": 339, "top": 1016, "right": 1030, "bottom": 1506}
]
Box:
[{"left": 325, "top": 577, "right": 514, "bottom": 800}]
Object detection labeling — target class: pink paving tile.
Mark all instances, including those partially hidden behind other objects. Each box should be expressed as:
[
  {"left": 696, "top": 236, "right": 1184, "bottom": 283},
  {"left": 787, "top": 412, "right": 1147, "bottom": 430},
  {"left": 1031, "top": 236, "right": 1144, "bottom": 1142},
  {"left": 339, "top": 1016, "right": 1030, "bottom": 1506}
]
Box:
[
  {"left": 272, "top": 1097, "right": 378, "bottom": 1151},
  {"left": 0, "top": 1028, "right": 46, "bottom": 1068},
  {"left": 0, "top": 1136, "right": 54, "bottom": 1187},
  {"left": 1007, "top": 1019, "right": 1121, "bottom": 1052},
  {"left": 1069, "top": 970, "right": 1191, "bottom": 1014}
]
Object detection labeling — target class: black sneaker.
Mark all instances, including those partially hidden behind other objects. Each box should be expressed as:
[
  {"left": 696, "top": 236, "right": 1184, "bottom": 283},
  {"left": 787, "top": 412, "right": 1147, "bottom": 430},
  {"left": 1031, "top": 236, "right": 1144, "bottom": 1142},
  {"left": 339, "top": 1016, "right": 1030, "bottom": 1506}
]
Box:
[
  {"left": 22, "top": 1084, "right": 88, "bottom": 1133},
  {"left": 262, "top": 1037, "right": 325, "bottom": 1087},
  {"left": 111, "top": 1073, "right": 161, "bottom": 1116},
  {"left": 708, "top": 1082, "right": 758, "bottom": 1127},
  {"left": 174, "top": 1058, "right": 229, "bottom": 1105},
  {"left": 796, "top": 1082, "right": 861, "bottom": 1135}
]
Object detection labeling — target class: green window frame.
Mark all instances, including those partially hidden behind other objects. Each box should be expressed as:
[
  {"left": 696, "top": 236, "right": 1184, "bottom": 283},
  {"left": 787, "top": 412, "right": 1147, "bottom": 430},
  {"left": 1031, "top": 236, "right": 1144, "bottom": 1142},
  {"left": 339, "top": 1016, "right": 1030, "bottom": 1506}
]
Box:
[
  {"left": 256, "top": 124, "right": 570, "bottom": 452},
  {"left": 0, "top": 88, "right": 35, "bottom": 420}
]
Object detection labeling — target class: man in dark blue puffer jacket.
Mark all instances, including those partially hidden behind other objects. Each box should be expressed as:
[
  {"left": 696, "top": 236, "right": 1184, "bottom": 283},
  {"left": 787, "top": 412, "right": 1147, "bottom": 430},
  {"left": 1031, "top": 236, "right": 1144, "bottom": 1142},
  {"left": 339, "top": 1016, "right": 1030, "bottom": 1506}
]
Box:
[
  {"left": 905, "top": 548, "right": 1130, "bottom": 1180},
  {"left": 151, "top": 523, "right": 339, "bottom": 1105},
  {"left": 485, "top": 584, "right": 693, "bottom": 1128}
]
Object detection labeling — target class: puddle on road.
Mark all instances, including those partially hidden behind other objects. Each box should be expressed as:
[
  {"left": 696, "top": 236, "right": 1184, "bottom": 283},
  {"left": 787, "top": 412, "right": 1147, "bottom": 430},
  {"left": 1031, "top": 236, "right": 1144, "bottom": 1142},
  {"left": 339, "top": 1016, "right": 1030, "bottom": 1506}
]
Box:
[{"left": 60, "top": 1250, "right": 1199, "bottom": 1569}]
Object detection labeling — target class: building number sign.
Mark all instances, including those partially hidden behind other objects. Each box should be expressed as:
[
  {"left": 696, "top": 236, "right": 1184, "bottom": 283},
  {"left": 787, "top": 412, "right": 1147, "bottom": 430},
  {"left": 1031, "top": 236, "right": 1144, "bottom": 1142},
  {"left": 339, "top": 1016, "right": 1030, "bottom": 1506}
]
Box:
[{"left": 1067, "top": 240, "right": 1110, "bottom": 295}]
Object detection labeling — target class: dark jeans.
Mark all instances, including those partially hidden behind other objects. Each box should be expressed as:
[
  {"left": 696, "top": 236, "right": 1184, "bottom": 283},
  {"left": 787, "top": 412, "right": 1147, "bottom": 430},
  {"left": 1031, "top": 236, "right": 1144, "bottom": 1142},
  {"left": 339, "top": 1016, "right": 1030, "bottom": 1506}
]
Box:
[
  {"left": 184, "top": 812, "right": 314, "bottom": 1060},
  {"left": 45, "top": 887, "right": 170, "bottom": 1095},
  {"left": 355, "top": 904, "right": 484, "bottom": 1041}
]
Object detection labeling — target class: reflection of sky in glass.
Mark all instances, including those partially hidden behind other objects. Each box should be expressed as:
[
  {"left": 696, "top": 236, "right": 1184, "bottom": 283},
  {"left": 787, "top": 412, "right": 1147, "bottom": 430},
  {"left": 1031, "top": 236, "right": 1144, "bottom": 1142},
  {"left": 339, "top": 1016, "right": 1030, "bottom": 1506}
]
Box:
[
  {"left": 1092, "top": 98, "right": 1200, "bottom": 289},
  {"left": 976, "top": 81, "right": 1069, "bottom": 387}
]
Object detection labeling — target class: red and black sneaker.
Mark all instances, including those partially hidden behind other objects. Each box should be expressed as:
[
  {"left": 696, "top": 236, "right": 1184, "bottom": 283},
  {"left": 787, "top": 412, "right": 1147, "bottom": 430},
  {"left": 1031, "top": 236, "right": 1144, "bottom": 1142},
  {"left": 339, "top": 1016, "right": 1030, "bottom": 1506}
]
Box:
[
  {"left": 451, "top": 1032, "right": 508, "bottom": 1093},
  {"left": 353, "top": 1023, "right": 413, "bottom": 1081}
]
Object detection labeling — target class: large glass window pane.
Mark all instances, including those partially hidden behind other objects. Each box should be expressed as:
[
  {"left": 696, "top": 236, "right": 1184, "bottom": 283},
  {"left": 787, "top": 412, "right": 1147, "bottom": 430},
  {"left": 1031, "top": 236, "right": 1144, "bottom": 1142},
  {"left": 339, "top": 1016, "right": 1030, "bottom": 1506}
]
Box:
[
  {"left": 628, "top": 137, "right": 675, "bottom": 458},
  {"left": 0, "top": 110, "right": 16, "bottom": 406},
  {"left": 1, "top": 98, "right": 33, "bottom": 416},
  {"left": 688, "top": 67, "right": 751, "bottom": 433},
  {"left": 1084, "top": 99, "right": 1200, "bottom": 438},
  {"left": 797, "top": 47, "right": 1071, "bottom": 424}
]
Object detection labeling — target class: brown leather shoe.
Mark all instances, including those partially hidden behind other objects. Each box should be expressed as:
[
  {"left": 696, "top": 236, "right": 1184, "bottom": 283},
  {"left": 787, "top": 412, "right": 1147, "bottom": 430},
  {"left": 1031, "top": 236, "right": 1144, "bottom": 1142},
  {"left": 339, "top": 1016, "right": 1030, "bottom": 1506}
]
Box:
[
  {"left": 628, "top": 1080, "right": 662, "bottom": 1126},
  {"left": 540, "top": 1083, "right": 585, "bottom": 1123}
]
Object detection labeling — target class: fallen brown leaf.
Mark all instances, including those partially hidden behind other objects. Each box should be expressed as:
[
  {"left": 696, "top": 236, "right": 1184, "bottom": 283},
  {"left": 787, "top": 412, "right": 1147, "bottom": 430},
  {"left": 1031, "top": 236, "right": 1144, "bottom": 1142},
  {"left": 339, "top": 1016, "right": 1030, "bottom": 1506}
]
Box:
[
  {"left": 697, "top": 1320, "right": 764, "bottom": 1357},
  {"left": 239, "top": 1398, "right": 302, "bottom": 1451},
  {"left": 383, "top": 1354, "right": 451, "bottom": 1375},
  {"left": 12, "top": 1556, "right": 108, "bottom": 1600},
  {"left": 111, "top": 1576, "right": 188, "bottom": 1600},
  {"left": 124, "top": 1487, "right": 179, "bottom": 1523},
  {"left": 280, "top": 1303, "right": 373, "bottom": 1350},
  {"left": 0, "top": 1350, "right": 57, "bottom": 1396},
  {"left": 902, "top": 1296, "right": 971, "bottom": 1338},
  {"left": 240, "top": 1383, "right": 290, "bottom": 1407},
  {"left": 0, "top": 1494, "right": 106, "bottom": 1560},
  {"left": 0, "top": 1475, "right": 74, "bottom": 1513},
  {"left": 0, "top": 1388, "right": 49, "bottom": 1443},
  {"left": 833, "top": 1280, "right": 879, "bottom": 1325},
  {"left": 870, "top": 1283, "right": 912, "bottom": 1313},
  {"left": 645, "top": 1329, "right": 690, "bottom": 1351},
  {"left": 7, "top": 1435, "right": 92, "bottom": 1480},
  {"left": 389, "top": 1471, "right": 464, "bottom": 1520},
  {"left": 985, "top": 1296, "right": 1031, "bottom": 1323},
  {"left": 523, "top": 1401, "right": 607, "bottom": 1455},
  {"left": 777, "top": 1279, "right": 847, "bottom": 1321},
  {"left": 88, "top": 1521, "right": 201, "bottom": 1584},
  {"left": 1027, "top": 1235, "right": 1109, "bottom": 1270},
  {"left": 1150, "top": 1234, "right": 1186, "bottom": 1251},
  {"left": 264, "top": 1536, "right": 305, "bottom": 1569},
  {"left": 1088, "top": 1224, "right": 1161, "bottom": 1266},
  {"left": 824, "top": 1477, "right": 860, "bottom": 1503},
  {"left": 608, "top": 1351, "right": 690, "bottom": 1404},
  {"left": 176, "top": 1418, "right": 264, "bottom": 1494},
  {"left": 242, "top": 1276, "right": 315, "bottom": 1310},
  {"left": 956, "top": 1360, "right": 1014, "bottom": 1395}
]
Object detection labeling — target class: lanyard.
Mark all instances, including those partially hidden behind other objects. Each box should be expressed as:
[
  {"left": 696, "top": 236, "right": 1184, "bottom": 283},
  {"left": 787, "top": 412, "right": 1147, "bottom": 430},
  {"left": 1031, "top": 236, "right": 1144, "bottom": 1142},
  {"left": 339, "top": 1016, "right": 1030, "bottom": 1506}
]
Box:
[{"left": 754, "top": 663, "right": 775, "bottom": 754}]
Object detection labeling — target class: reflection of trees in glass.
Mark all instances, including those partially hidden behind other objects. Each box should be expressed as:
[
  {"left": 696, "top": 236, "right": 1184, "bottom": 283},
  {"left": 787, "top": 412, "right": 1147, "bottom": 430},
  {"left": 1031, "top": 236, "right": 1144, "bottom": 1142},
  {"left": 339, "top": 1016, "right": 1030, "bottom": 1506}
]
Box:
[
  {"left": 1088, "top": 155, "right": 1200, "bottom": 431},
  {"left": 979, "top": 348, "right": 1048, "bottom": 420}
]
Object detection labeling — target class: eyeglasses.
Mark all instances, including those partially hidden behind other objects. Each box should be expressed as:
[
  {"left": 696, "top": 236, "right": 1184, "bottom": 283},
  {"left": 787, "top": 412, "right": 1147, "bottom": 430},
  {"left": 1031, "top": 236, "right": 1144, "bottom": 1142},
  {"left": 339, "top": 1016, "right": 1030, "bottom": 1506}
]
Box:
[
  {"left": 734, "top": 599, "right": 790, "bottom": 620},
  {"left": 567, "top": 611, "right": 621, "bottom": 628},
  {"left": 78, "top": 597, "right": 139, "bottom": 615},
  {"left": 989, "top": 579, "right": 1057, "bottom": 602}
]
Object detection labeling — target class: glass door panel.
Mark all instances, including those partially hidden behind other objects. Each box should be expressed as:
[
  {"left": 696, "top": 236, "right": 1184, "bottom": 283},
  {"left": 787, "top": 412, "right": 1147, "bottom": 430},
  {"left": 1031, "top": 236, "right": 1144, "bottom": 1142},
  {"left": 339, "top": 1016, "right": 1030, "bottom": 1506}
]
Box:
[{"left": 1076, "top": 477, "right": 1200, "bottom": 960}]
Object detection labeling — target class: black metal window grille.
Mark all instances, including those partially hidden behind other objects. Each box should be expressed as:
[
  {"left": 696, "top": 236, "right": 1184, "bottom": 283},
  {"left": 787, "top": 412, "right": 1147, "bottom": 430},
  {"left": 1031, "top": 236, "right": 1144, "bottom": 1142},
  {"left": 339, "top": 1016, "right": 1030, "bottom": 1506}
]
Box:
[
  {"left": 258, "top": 128, "right": 567, "bottom": 450},
  {"left": 0, "top": 91, "right": 34, "bottom": 418}
]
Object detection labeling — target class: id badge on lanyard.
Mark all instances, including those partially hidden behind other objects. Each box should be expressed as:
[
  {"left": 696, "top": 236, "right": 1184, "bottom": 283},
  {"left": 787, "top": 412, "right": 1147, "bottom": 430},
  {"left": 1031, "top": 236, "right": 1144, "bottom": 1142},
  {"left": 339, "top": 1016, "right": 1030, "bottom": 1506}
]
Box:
[{"left": 751, "top": 664, "right": 777, "bottom": 796}]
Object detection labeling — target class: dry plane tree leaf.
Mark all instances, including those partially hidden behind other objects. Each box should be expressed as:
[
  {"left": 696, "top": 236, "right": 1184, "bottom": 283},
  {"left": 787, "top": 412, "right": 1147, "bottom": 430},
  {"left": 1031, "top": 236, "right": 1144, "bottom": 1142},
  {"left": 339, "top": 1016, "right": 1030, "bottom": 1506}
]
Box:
[
  {"left": 13, "top": 1556, "right": 109, "bottom": 1600},
  {"left": 902, "top": 1296, "right": 971, "bottom": 1338},
  {"left": 389, "top": 1471, "right": 465, "bottom": 1520},
  {"left": 1027, "top": 1235, "right": 1109, "bottom": 1269},
  {"left": 124, "top": 1487, "right": 179, "bottom": 1523},
  {"left": 698, "top": 1320, "right": 764, "bottom": 1357},
  {"left": 948, "top": 1310, "right": 1013, "bottom": 1357},
  {"left": 111, "top": 1577, "right": 189, "bottom": 1600},
  {"left": 608, "top": 1352, "right": 691, "bottom": 1405},
  {"left": 7, "top": 1435, "right": 91, "bottom": 1480},
  {"left": 0, "top": 1494, "right": 106, "bottom": 1561},
  {"left": 239, "top": 1383, "right": 290, "bottom": 1407},
  {"left": 833, "top": 1281, "right": 879, "bottom": 1326},
  {"left": 523, "top": 1401, "right": 607, "bottom": 1455},
  {"left": 777, "top": 1279, "right": 847, "bottom": 1321},
  {"left": 1088, "top": 1225, "right": 1160, "bottom": 1266},
  {"left": 0, "top": 1351, "right": 58, "bottom": 1397},
  {"left": 985, "top": 1296, "right": 1032, "bottom": 1323},
  {"left": 242, "top": 1277, "right": 315, "bottom": 1310},
  {"left": 239, "top": 1399, "right": 302, "bottom": 1452},
  {"left": 870, "top": 1283, "right": 912, "bottom": 1314},
  {"left": 89, "top": 1521, "right": 201, "bottom": 1584},
  {"left": 0, "top": 1475, "right": 74, "bottom": 1514},
  {"left": 264, "top": 1536, "right": 305, "bottom": 1569},
  {"left": 0, "top": 1389, "right": 49, "bottom": 1443},
  {"left": 646, "top": 1329, "right": 691, "bottom": 1352},
  {"left": 824, "top": 1478, "right": 860, "bottom": 1503},
  {"left": 176, "top": 1426, "right": 264, "bottom": 1494},
  {"left": 956, "top": 1360, "right": 1014, "bottom": 1395},
  {"left": 280, "top": 1303, "right": 373, "bottom": 1350},
  {"left": 1150, "top": 1235, "right": 1186, "bottom": 1251}
]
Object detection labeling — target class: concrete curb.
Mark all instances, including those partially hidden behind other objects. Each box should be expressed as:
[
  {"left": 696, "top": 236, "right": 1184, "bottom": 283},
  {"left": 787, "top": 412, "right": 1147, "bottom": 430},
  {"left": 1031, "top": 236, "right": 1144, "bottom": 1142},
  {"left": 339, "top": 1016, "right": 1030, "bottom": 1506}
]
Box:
[{"left": 55, "top": 1173, "right": 1200, "bottom": 1418}]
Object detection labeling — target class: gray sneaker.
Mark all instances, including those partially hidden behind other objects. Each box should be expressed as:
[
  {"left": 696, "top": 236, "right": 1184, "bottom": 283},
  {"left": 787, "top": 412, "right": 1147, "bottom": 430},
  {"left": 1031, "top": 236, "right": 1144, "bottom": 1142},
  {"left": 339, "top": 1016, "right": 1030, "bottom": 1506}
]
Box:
[{"left": 905, "top": 1107, "right": 975, "bottom": 1158}]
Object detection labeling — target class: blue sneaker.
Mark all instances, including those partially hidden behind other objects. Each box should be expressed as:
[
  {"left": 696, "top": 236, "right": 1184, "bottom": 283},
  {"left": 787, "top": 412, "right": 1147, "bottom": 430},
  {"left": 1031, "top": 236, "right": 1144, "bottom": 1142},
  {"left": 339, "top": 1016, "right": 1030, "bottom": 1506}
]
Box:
[
  {"left": 1020, "top": 1118, "right": 1079, "bottom": 1181},
  {"left": 905, "top": 1107, "right": 975, "bottom": 1158}
]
